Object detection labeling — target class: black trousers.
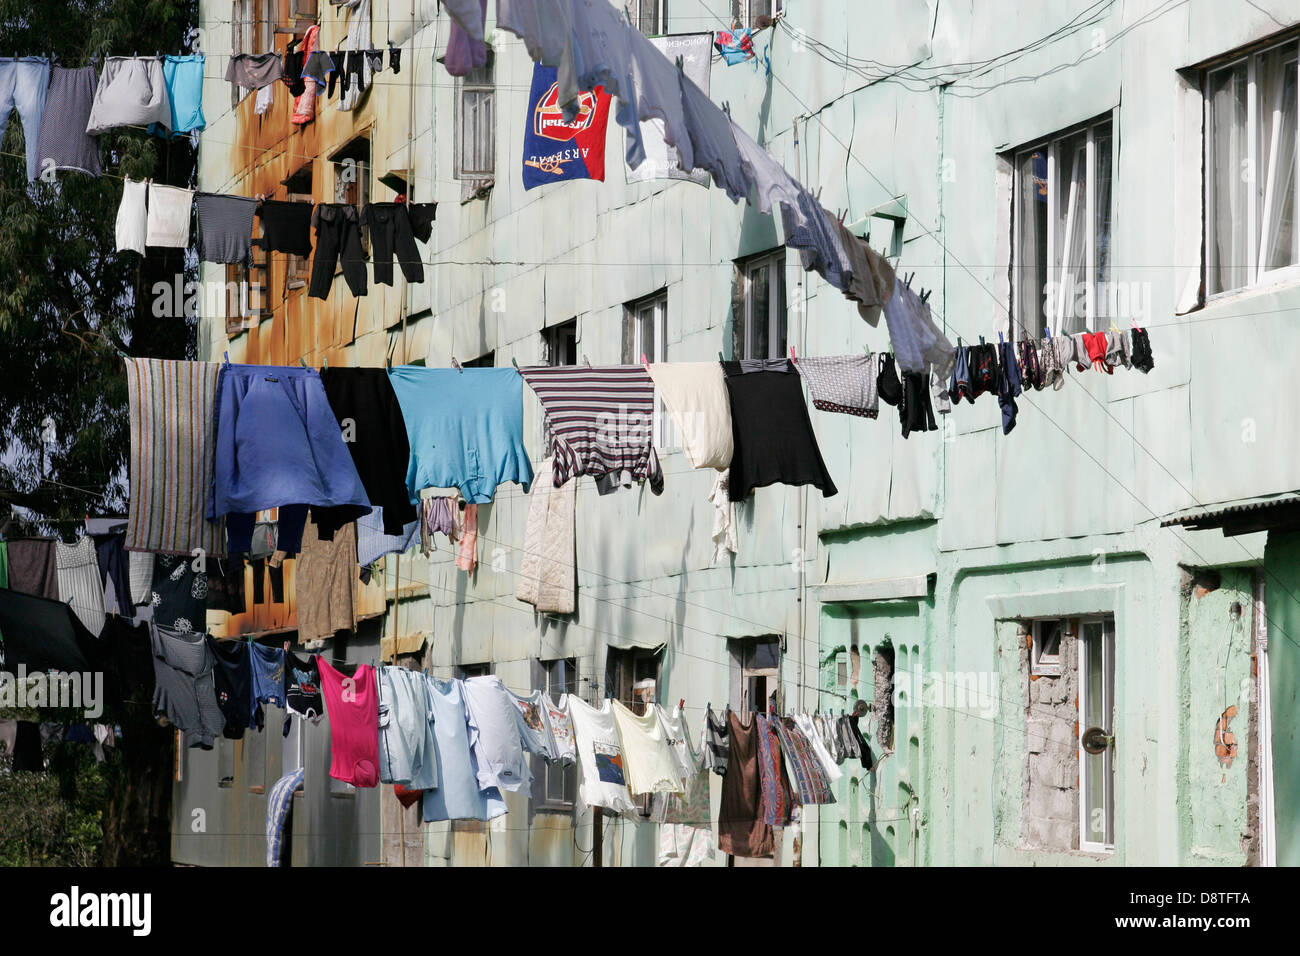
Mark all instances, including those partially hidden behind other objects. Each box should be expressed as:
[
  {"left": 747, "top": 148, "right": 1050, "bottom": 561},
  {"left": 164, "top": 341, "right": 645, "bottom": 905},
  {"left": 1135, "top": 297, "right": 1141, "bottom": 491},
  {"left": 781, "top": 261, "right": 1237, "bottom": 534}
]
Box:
[
  {"left": 308, "top": 203, "right": 367, "bottom": 300},
  {"left": 361, "top": 203, "right": 424, "bottom": 285}
]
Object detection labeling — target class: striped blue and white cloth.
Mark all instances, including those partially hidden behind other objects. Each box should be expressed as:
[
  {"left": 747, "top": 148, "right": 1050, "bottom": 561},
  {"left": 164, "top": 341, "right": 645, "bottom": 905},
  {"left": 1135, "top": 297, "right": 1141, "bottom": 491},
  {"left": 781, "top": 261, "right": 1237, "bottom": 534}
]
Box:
[{"left": 265, "top": 767, "right": 305, "bottom": 867}]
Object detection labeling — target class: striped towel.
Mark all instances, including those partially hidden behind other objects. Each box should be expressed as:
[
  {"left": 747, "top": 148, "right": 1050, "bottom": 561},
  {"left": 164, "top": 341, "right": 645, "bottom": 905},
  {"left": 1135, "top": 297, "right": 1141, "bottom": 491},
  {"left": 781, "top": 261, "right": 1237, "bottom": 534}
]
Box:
[
  {"left": 125, "top": 358, "right": 226, "bottom": 557},
  {"left": 265, "top": 767, "right": 305, "bottom": 866},
  {"left": 519, "top": 365, "right": 664, "bottom": 494}
]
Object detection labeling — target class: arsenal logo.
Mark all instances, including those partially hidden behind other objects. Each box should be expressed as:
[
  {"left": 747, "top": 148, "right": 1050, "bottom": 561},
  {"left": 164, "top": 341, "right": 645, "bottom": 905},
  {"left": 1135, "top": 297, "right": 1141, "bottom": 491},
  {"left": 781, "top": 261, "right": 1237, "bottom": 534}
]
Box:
[{"left": 533, "top": 83, "right": 601, "bottom": 141}]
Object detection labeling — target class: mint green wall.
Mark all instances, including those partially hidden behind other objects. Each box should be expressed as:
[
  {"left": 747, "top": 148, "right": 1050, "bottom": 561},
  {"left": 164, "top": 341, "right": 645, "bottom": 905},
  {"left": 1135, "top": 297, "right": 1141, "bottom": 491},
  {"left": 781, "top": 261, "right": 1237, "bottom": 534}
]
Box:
[{"left": 1265, "top": 532, "right": 1300, "bottom": 867}]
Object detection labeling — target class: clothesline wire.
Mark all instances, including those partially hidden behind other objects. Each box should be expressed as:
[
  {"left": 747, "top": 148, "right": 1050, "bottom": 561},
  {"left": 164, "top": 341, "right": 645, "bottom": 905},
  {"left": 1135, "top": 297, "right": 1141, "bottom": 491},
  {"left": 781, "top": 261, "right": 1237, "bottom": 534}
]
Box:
[{"left": 687, "top": 0, "right": 1300, "bottom": 659}]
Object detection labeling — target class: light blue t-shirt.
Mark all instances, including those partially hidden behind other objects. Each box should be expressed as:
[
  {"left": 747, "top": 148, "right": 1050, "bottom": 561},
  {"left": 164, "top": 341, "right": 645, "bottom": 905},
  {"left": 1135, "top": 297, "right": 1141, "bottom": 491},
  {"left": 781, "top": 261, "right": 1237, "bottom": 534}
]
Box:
[
  {"left": 388, "top": 366, "right": 534, "bottom": 505},
  {"left": 422, "top": 677, "right": 508, "bottom": 823}
]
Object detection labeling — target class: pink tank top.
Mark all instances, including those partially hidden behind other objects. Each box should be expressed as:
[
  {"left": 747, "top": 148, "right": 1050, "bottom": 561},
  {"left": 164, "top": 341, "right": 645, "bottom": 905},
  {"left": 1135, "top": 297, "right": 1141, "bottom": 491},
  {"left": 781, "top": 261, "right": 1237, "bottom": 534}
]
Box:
[{"left": 317, "top": 656, "right": 379, "bottom": 788}]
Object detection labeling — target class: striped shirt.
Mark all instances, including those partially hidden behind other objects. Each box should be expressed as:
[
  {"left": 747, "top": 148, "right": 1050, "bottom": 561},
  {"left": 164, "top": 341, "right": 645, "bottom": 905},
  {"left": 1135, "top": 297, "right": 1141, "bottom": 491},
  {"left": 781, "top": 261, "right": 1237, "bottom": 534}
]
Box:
[
  {"left": 124, "top": 358, "right": 226, "bottom": 557},
  {"left": 519, "top": 365, "right": 664, "bottom": 494}
]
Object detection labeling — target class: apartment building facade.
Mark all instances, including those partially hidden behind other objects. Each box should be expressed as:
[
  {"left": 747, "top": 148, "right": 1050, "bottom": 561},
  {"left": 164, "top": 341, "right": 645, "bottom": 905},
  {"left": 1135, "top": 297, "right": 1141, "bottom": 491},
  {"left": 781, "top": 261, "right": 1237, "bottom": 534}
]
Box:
[{"left": 175, "top": 0, "right": 1299, "bottom": 866}]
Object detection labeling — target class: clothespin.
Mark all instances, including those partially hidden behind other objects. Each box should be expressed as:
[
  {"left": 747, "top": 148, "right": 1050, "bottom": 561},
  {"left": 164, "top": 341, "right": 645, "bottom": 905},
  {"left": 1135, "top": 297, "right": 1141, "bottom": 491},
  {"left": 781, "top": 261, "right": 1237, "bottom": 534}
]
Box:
[
  {"left": 998, "top": 331, "right": 1004, "bottom": 346},
  {"left": 510, "top": 356, "right": 520, "bottom": 370},
  {"left": 717, "top": 351, "right": 725, "bottom": 362},
  {"left": 298, "top": 358, "right": 308, "bottom": 368},
  {"left": 1109, "top": 320, "right": 1122, "bottom": 334},
  {"left": 583, "top": 354, "right": 591, "bottom": 368},
  {"left": 678, "top": 697, "right": 686, "bottom": 712},
  {"left": 1044, "top": 326, "right": 1053, "bottom": 341},
  {"left": 789, "top": 345, "right": 797, "bottom": 361},
  {"left": 451, "top": 356, "right": 462, "bottom": 372},
  {"left": 978, "top": 335, "right": 985, "bottom": 346},
  {"left": 640, "top": 352, "right": 649, "bottom": 368},
  {"left": 223, "top": 351, "right": 230, "bottom": 364}
]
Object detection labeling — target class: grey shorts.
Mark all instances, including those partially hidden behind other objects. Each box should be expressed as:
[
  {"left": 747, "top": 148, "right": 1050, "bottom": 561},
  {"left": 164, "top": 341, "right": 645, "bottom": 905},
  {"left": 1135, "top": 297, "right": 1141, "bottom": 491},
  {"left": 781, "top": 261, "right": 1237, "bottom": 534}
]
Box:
[{"left": 225, "top": 52, "right": 284, "bottom": 90}]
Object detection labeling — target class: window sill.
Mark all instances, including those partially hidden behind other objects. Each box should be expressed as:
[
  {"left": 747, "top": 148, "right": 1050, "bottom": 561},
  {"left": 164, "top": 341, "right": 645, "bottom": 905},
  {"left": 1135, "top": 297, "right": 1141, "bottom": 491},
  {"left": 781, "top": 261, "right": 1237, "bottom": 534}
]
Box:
[
  {"left": 458, "top": 178, "right": 495, "bottom": 204},
  {"left": 1198, "top": 266, "right": 1300, "bottom": 312}
]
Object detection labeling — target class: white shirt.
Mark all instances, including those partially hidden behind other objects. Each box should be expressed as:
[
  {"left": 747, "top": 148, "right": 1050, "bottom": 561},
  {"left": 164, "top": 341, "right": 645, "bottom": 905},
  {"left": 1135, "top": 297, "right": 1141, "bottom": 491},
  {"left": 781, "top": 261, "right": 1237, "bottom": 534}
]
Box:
[{"left": 462, "top": 676, "right": 532, "bottom": 793}]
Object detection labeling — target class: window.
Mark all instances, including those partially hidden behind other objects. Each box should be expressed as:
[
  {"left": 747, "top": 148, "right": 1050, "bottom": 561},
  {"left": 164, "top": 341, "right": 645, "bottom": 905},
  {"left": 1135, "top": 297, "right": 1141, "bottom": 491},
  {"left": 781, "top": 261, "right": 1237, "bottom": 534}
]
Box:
[
  {"left": 457, "top": 662, "right": 491, "bottom": 679},
  {"left": 217, "top": 737, "right": 235, "bottom": 789},
  {"left": 542, "top": 318, "right": 578, "bottom": 367},
  {"left": 456, "top": 51, "right": 496, "bottom": 192},
  {"left": 232, "top": 0, "right": 277, "bottom": 105},
  {"left": 531, "top": 658, "right": 578, "bottom": 812},
  {"left": 872, "top": 646, "right": 895, "bottom": 752},
  {"left": 729, "top": 636, "right": 781, "bottom": 715},
  {"left": 623, "top": 291, "right": 670, "bottom": 449},
  {"left": 284, "top": 165, "right": 313, "bottom": 290},
  {"left": 462, "top": 351, "right": 495, "bottom": 368},
  {"left": 1078, "top": 616, "right": 1115, "bottom": 852},
  {"left": 1205, "top": 41, "right": 1298, "bottom": 295},
  {"left": 225, "top": 243, "right": 266, "bottom": 335},
  {"left": 731, "top": 0, "right": 782, "bottom": 27},
  {"left": 290, "top": 0, "right": 317, "bottom": 19},
  {"left": 332, "top": 137, "right": 371, "bottom": 254},
  {"left": 733, "top": 250, "right": 787, "bottom": 360},
  {"left": 605, "top": 647, "right": 663, "bottom": 715},
  {"left": 1011, "top": 116, "right": 1113, "bottom": 338},
  {"left": 1031, "top": 619, "right": 1064, "bottom": 677},
  {"left": 628, "top": 0, "right": 668, "bottom": 35}
]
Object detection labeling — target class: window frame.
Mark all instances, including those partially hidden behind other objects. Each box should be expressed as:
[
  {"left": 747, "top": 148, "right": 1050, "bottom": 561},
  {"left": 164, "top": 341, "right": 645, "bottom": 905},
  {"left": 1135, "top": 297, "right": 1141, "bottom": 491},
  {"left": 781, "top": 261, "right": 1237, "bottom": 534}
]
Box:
[
  {"left": 623, "top": 290, "right": 671, "bottom": 450},
  {"left": 531, "top": 657, "right": 579, "bottom": 813},
  {"left": 332, "top": 136, "right": 372, "bottom": 256},
  {"left": 734, "top": 249, "right": 787, "bottom": 361},
  {"left": 1077, "top": 615, "right": 1116, "bottom": 854},
  {"left": 1030, "top": 618, "right": 1064, "bottom": 677},
  {"left": 455, "top": 50, "right": 496, "bottom": 189},
  {"left": 1009, "top": 114, "right": 1115, "bottom": 340},
  {"left": 731, "top": 0, "right": 783, "bottom": 27},
  {"left": 729, "top": 635, "right": 782, "bottom": 715},
  {"left": 1204, "top": 39, "right": 1300, "bottom": 297},
  {"left": 628, "top": 0, "right": 669, "bottom": 36}
]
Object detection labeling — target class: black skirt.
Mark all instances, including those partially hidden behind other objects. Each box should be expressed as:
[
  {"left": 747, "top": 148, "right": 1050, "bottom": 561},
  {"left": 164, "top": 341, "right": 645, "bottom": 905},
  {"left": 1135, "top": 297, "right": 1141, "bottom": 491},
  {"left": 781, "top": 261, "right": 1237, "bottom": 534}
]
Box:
[{"left": 723, "top": 360, "right": 838, "bottom": 501}]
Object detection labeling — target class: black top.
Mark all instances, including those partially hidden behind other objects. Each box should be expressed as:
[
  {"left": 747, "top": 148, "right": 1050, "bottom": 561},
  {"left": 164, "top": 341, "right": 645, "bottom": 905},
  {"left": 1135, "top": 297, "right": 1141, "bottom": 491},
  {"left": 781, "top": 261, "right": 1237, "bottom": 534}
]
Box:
[
  {"left": 722, "top": 360, "right": 837, "bottom": 501},
  {"left": 285, "top": 651, "right": 324, "bottom": 720},
  {"left": 257, "top": 200, "right": 314, "bottom": 257},
  {"left": 208, "top": 637, "right": 263, "bottom": 739},
  {"left": 316, "top": 367, "right": 417, "bottom": 537}
]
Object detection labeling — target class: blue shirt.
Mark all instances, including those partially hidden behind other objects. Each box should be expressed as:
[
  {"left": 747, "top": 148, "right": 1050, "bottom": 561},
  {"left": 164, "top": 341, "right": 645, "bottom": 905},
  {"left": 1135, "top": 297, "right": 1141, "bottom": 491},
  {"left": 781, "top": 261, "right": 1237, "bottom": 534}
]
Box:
[{"left": 388, "top": 366, "right": 534, "bottom": 504}]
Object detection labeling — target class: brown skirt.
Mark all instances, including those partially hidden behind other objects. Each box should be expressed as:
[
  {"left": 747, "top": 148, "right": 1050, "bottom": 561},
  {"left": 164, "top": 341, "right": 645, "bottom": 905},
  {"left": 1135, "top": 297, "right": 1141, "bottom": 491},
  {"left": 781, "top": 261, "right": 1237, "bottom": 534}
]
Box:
[{"left": 717, "top": 710, "right": 774, "bottom": 858}]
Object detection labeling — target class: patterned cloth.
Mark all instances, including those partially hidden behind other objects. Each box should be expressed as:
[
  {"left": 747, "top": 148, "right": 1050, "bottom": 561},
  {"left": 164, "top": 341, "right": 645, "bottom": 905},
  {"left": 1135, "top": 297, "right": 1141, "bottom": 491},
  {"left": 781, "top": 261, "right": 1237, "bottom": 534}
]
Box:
[
  {"left": 125, "top": 358, "right": 225, "bottom": 556},
  {"left": 755, "top": 714, "right": 794, "bottom": 825},
  {"left": 265, "top": 767, "right": 305, "bottom": 866},
  {"left": 520, "top": 365, "right": 664, "bottom": 494},
  {"left": 702, "top": 704, "right": 729, "bottom": 776},
  {"left": 1039, "top": 335, "right": 1066, "bottom": 390},
  {"left": 294, "top": 519, "right": 357, "bottom": 643},
  {"left": 55, "top": 537, "right": 106, "bottom": 636},
  {"left": 774, "top": 716, "right": 836, "bottom": 805},
  {"left": 794, "top": 354, "right": 879, "bottom": 418},
  {"left": 515, "top": 457, "right": 576, "bottom": 614}
]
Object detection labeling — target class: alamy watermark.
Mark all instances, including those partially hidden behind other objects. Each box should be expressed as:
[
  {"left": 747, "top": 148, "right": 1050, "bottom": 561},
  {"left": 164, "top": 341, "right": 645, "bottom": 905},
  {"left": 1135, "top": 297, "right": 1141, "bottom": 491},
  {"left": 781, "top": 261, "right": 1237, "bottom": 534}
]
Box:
[{"left": 0, "top": 667, "right": 104, "bottom": 719}]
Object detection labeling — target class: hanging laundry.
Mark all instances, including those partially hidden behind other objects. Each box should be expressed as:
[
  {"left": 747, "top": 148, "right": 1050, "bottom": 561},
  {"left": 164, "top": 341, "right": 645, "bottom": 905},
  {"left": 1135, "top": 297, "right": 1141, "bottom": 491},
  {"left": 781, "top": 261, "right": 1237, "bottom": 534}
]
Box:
[
  {"left": 792, "top": 712, "right": 842, "bottom": 783},
  {"left": 718, "top": 710, "right": 773, "bottom": 857},
  {"left": 35, "top": 65, "right": 101, "bottom": 177},
  {"left": 515, "top": 457, "right": 576, "bottom": 614},
  {"left": 150, "top": 621, "right": 225, "bottom": 749},
  {"left": 0, "top": 588, "right": 101, "bottom": 673},
  {"left": 794, "top": 353, "right": 879, "bottom": 419},
  {"left": 6, "top": 538, "right": 59, "bottom": 600},
  {"left": 357, "top": 509, "right": 418, "bottom": 568},
  {"left": 898, "top": 370, "right": 938, "bottom": 438},
  {"left": 265, "top": 767, "right": 304, "bottom": 866},
  {"left": 208, "top": 363, "right": 370, "bottom": 555},
  {"left": 257, "top": 199, "right": 314, "bottom": 256},
  {"left": 115, "top": 178, "right": 148, "bottom": 255},
  {"left": 848, "top": 712, "right": 874, "bottom": 770},
  {"left": 254, "top": 82, "right": 274, "bottom": 115},
  {"left": 302, "top": 50, "right": 335, "bottom": 88},
  {"left": 507, "top": 687, "right": 561, "bottom": 761},
  {"left": 421, "top": 676, "right": 508, "bottom": 822},
  {"left": 90, "top": 530, "right": 131, "bottom": 615},
  {"left": 610, "top": 699, "right": 684, "bottom": 796},
  {"left": 336, "top": 0, "right": 375, "bottom": 112},
  {"left": 568, "top": 696, "right": 637, "bottom": 815},
  {"left": 1105, "top": 328, "right": 1130, "bottom": 369},
  {"left": 250, "top": 643, "right": 287, "bottom": 711},
  {"left": 318, "top": 367, "right": 417, "bottom": 537},
  {"left": 722, "top": 359, "right": 837, "bottom": 501},
  {"left": 646, "top": 362, "right": 734, "bottom": 470},
  {"left": 655, "top": 706, "right": 714, "bottom": 867},
  {"left": 755, "top": 713, "right": 794, "bottom": 825},
  {"left": 773, "top": 717, "right": 836, "bottom": 805},
  {"left": 709, "top": 469, "right": 738, "bottom": 566},
  {"left": 295, "top": 519, "right": 358, "bottom": 643},
  {"left": 387, "top": 46, "right": 401, "bottom": 73},
  {"left": 127, "top": 550, "right": 154, "bottom": 606},
  {"left": 285, "top": 651, "right": 324, "bottom": 721},
  {"left": 0, "top": 56, "right": 49, "bottom": 180},
  {"left": 145, "top": 183, "right": 194, "bottom": 248},
  {"left": 782, "top": 188, "right": 853, "bottom": 292},
  {"left": 997, "top": 337, "right": 1023, "bottom": 434},
  {"left": 444, "top": 0, "right": 488, "bottom": 76},
  {"left": 545, "top": 692, "right": 578, "bottom": 766},
  {"left": 407, "top": 201, "right": 437, "bottom": 242},
  {"left": 520, "top": 364, "right": 663, "bottom": 494},
  {"left": 206, "top": 556, "right": 246, "bottom": 615},
  {"left": 626, "top": 33, "right": 714, "bottom": 187},
  {"left": 1069, "top": 332, "right": 1090, "bottom": 372},
  {"left": 377, "top": 665, "right": 439, "bottom": 790},
  {"left": 124, "top": 358, "right": 225, "bottom": 557},
  {"left": 931, "top": 365, "right": 952, "bottom": 415},
  {"left": 151, "top": 54, "right": 205, "bottom": 136},
  {"left": 224, "top": 52, "right": 284, "bottom": 93},
  {"left": 1081, "top": 330, "right": 1111, "bottom": 373},
  {"left": 881, "top": 276, "right": 956, "bottom": 377},
  {"left": 282, "top": 37, "right": 307, "bottom": 97},
  {"left": 729, "top": 117, "right": 803, "bottom": 221},
  {"left": 522, "top": 63, "right": 613, "bottom": 190},
  {"left": 1038, "top": 334, "right": 1065, "bottom": 390},
  {"left": 1018, "top": 336, "right": 1044, "bottom": 390},
  {"left": 317, "top": 656, "right": 379, "bottom": 787},
  {"left": 389, "top": 366, "right": 534, "bottom": 504},
  {"left": 462, "top": 675, "right": 532, "bottom": 792},
  {"left": 676, "top": 67, "right": 749, "bottom": 201},
  {"left": 702, "top": 704, "right": 730, "bottom": 776},
  {"left": 420, "top": 496, "right": 457, "bottom": 555},
  {"left": 833, "top": 219, "right": 897, "bottom": 325},
  {"left": 149, "top": 553, "right": 207, "bottom": 634},
  {"left": 714, "top": 28, "right": 756, "bottom": 65},
  {"left": 194, "top": 193, "right": 259, "bottom": 267},
  {"left": 1131, "top": 326, "right": 1155, "bottom": 373},
  {"left": 86, "top": 56, "right": 170, "bottom": 135},
  {"left": 55, "top": 537, "right": 107, "bottom": 636},
  {"left": 359, "top": 203, "right": 427, "bottom": 284},
  {"left": 307, "top": 203, "right": 367, "bottom": 299},
  {"left": 208, "top": 637, "right": 263, "bottom": 739}
]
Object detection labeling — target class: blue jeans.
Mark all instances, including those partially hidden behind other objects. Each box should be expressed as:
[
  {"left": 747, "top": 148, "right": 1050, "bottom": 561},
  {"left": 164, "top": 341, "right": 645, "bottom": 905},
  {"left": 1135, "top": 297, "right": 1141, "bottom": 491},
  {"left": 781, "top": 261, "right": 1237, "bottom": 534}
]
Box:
[{"left": 0, "top": 57, "right": 50, "bottom": 180}]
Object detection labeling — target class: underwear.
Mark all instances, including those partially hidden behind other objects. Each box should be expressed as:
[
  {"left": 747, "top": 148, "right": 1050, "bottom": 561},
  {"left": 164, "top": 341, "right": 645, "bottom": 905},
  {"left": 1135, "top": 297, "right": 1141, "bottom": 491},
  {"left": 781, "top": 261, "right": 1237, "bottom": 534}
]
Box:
[
  {"left": 793, "top": 354, "right": 879, "bottom": 419},
  {"left": 225, "top": 52, "right": 283, "bottom": 91},
  {"left": 876, "top": 352, "right": 902, "bottom": 407},
  {"left": 997, "top": 339, "right": 1023, "bottom": 434},
  {"left": 364, "top": 49, "right": 384, "bottom": 72},
  {"left": 1038, "top": 335, "right": 1064, "bottom": 389},
  {"left": 1130, "top": 327, "right": 1154, "bottom": 373},
  {"left": 1082, "top": 331, "right": 1111, "bottom": 373},
  {"left": 1017, "top": 338, "right": 1043, "bottom": 390},
  {"left": 303, "top": 50, "right": 335, "bottom": 86},
  {"left": 282, "top": 47, "right": 305, "bottom": 97},
  {"left": 967, "top": 343, "right": 999, "bottom": 399},
  {"left": 948, "top": 344, "right": 973, "bottom": 403},
  {"left": 257, "top": 199, "right": 314, "bottom": 257}
]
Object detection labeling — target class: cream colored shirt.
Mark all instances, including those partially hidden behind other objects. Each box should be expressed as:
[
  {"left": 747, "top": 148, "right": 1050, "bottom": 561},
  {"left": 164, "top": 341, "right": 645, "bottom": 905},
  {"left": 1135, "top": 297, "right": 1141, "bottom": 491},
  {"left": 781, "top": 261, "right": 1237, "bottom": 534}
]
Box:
[{"left": 647, "top": 362, "right": 733, "bottom": 470}]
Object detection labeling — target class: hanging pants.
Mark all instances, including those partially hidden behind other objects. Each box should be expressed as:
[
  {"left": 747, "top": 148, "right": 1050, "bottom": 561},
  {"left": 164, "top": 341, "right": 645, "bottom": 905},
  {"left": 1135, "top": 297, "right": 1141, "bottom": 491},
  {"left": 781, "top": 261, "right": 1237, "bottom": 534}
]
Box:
[
  {"left": 0, "top": 57, "right": 50, "bottom": 181},
  {"left": 308, "top": 202, "right": 367, "bottom": 300},
  {"left": 361, "top": 203, "right": 424, "bottom": 285}
]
